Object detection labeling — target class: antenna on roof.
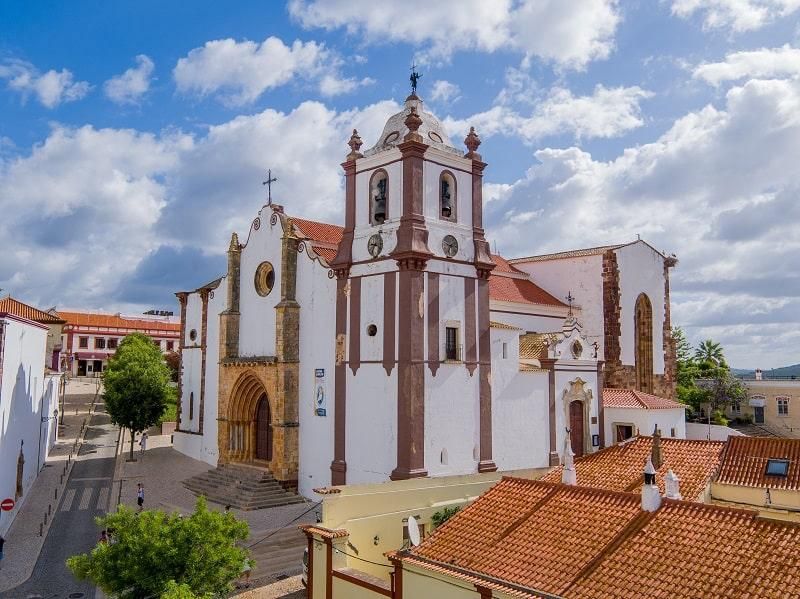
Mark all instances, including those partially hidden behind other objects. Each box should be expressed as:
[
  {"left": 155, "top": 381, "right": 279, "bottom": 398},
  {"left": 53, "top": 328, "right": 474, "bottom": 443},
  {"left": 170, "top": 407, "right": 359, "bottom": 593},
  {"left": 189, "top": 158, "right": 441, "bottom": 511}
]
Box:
[
  {"left": 406, "top": 515, "right": 421, "bottom": 546},
  {"left": 637, "top": 233, "right": 641, "bottom": 240}
]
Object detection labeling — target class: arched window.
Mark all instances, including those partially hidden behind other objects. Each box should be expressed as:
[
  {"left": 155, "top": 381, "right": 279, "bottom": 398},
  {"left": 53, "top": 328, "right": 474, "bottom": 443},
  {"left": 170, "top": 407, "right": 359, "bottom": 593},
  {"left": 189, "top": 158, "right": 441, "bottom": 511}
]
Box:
[
  {"left": 370, "top": 170, "right": 388, "bottom": 225},
  {"left": 634, "top": 293, "right": 654, "bottom": 393},
  {"left": 439, "top": 171, "right": 456, "bottom": 221}
]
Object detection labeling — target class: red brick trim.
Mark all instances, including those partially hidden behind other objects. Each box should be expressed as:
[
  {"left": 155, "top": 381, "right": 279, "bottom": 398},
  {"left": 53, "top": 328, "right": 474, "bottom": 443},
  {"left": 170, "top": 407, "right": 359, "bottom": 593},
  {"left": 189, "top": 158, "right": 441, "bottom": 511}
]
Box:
[
  {"left": 349, "top": 277, "right": 361, "bottom": 375},
  {"left": 326, "top": 538, "right": 333, "bottom": 599},
  {"left": 306, "top": 534, "right": 314, "bottom": 594},
  {"left": 477, "top": 276, "right": 496, "bottom": 472},
  {"left": 427, "top": 272, "right": 440, "bottom": 376},
  {"left": 464, "top": 278, "right": 478, "bottom": 376},
  {"left": 542, "top": 358, "right": 559, "bottom": 466},
  {"left": 331, "top": 274, "right": 349, "bottom": 486},
  {"left": 199, "top": 289, "right": 209, "bottom": 435},
  {"left": 383, "top": 271, "right": 397, "bottom": 376}
]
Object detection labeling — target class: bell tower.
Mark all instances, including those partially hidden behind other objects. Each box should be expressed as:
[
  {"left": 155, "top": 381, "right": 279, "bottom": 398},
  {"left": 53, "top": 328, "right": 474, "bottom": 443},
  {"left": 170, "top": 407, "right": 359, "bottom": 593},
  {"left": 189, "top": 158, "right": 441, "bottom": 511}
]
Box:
[{"left": 329, "top": 83, "right": 495, "bottom": 486}]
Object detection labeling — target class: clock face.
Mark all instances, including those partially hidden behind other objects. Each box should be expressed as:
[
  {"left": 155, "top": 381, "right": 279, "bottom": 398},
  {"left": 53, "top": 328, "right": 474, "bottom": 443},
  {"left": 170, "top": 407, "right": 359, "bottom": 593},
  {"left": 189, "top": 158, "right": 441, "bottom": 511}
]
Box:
[
  {"left": 367, "top": 233, "right": 383, "bottom": 258},
  {"left": 442, "top": 235, "right": 458, "bottom": 258}
]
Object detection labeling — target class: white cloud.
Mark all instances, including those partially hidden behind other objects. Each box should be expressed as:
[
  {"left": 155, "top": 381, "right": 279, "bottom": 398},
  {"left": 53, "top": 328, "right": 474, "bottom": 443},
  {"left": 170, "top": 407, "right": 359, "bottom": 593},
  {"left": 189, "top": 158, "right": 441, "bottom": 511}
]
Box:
[
  {"left": 0, "top": 99, "right": 398, "bottom": 310},
  {"left": 104, "top": 55, "right": 155, "bottom": 104},
  {"left": 484, "top": 77, "right": 800, "bottom": 367},
  {"left": 671, "top": 0, "right": 800, "bottom": 32},
  {"left": 289, "top": 0, "right": 620, "bottom": 69},
  {"left": 693, "top": 45, "right": 800, "bottom": 85},
  {"left": 444, "top": 84, "right": 652, "bottom": 143},
  {"left": 173, "top": 36, "right": 366, "bottom": 104},
  {"left": 0, "top": 60, "right": 90, "bottom": 108},
  {"left": 430, "top": 80, "right": 461, "bottom": 104}
]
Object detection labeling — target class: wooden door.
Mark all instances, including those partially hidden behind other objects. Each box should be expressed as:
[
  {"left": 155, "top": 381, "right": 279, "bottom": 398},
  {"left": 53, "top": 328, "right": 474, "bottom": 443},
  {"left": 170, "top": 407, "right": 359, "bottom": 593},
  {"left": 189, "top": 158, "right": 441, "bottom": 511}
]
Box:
[
  {"left": 570, "top": 401, "right": 585, "bottom": 457},
  {"left": 754, "top": 406, "right": 765, "bottom": 424},
  {"left": 255, "top": 395, "right": 272, "bottom": 461}
]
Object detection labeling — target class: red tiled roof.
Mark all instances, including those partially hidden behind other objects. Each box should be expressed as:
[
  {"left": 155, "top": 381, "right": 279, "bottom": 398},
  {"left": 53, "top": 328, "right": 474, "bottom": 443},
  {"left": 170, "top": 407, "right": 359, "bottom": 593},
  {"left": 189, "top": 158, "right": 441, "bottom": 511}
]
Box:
[
  {"left": 603, "top": 388, "right": 685, "bottom": 410},
  {"left": 292, "top": 217, "right": 343, "bottom": 245},
  {"left": 408, "top": 478, "right": 800, "bottom": 598},
  {"left": 0, "top": 297, "right": 64, "bottom": 324},
  {"left": 488, "top": 275, "right": 566, "bottom": 307},
  {"left": 509, "top": 244, "right": 622, "bottom": 264},
  {"left": 716, "top": 436, "right": 800, "bottom": 491},
  {"left": 60, "top": 311, "right": 180, "bottom": 333},
  {"left": 540, "top": 436, "right": 724, "bottom": 500}
]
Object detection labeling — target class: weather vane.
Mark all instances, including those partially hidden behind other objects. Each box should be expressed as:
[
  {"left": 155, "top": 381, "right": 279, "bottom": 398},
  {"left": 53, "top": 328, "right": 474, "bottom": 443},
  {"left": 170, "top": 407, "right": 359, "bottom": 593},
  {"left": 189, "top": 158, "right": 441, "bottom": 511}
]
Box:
[
  {"left": 262, "top": 169, "right": 277, "bottom": 206},
  {"left": 566, "top": 290, "right": 575, "bottom": 317},
  {"left": 410, "top": 62, "right": 422, "bottom": 94}
]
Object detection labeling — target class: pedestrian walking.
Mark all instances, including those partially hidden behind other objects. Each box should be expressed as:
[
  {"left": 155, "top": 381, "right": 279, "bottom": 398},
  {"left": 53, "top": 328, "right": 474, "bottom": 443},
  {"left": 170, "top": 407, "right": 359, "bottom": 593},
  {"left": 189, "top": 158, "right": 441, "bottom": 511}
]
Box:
[
  {"left": 139, "top": 431, "right": 148, "bottom": 455},
  {"left": 136, "top": 483, "right": 144, "bottom": 511}
]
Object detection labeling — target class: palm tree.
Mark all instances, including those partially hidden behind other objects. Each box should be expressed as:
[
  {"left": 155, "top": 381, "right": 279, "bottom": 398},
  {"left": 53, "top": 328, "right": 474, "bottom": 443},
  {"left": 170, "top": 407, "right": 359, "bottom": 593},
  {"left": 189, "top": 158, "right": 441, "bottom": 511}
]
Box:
[{"left": 694, "top": 339, "right": 724, "bottom": 365}]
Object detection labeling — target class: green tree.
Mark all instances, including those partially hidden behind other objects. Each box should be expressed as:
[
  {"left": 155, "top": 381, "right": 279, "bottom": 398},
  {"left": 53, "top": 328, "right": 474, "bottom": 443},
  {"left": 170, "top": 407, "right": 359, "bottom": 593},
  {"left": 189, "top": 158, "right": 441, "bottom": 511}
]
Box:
[
  {"left": 103, "top": 333, "right": 171, "bottom": 461},
  {"left": 67, "top": 497, "right": 248, "bottom": 598},
  {"left": 431, "top": 506, "right": 461, "bottom": 529},
  {"left": 672, "top": 327, "right": 693, "bottom": 363},
  {"left": 694, "top": 339, "right": 725, "bottom": 366}
]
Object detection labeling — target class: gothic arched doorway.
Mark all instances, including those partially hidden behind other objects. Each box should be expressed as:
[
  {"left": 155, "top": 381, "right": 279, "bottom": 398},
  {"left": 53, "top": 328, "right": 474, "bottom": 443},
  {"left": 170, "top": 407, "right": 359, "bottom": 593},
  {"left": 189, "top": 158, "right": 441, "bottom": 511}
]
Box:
[
  {"left": 569, "top": 401, "right": 585, "bottom": 457},
  {"left": 635, "top": 293, "right": 654, "bottom": 394},
  {"left": 255, "top": 394, "right": 273, "bottom": 461}
]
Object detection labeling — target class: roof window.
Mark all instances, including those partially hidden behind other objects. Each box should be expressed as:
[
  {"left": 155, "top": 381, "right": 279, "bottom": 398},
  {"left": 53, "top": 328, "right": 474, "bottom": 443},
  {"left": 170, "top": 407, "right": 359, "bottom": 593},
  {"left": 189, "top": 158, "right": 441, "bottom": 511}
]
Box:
[{"left": 765, "top": 459, "right": 790, "bottom": 477}]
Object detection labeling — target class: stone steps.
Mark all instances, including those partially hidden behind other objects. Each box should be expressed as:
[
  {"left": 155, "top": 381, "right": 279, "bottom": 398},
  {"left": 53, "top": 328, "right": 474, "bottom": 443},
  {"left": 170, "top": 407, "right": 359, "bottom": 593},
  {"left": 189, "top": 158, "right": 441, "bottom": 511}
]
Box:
[{"left": 182, "top": 464, "right": 304, "bottom": 511}]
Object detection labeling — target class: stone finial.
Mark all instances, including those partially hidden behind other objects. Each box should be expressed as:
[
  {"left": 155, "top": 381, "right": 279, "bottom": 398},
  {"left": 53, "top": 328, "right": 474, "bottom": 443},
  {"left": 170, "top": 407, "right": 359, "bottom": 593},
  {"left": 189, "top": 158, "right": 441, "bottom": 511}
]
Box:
[
  {"left": 561, "top": 429, "right": 577, "bottom": 486},
  {"left": 664, "top": 469, "right": 682, "bottom": 500},
  {"left": 228, "top": 232, "right": 241, "bottom": 253},
  {"left": 641, "top": 456, "right": 662, "bottom": 512},
  {"left": 464, "top": 126, "right": 482, "bottom": 159},
  {"left": 347, "top": 129, "right": 363, "bottom": 160},
  {"left": 651, "top": 425, "right": 663, "bottom": 470},
  {"left": 404, "top": 107, "right": 423, "bottom": 142}
]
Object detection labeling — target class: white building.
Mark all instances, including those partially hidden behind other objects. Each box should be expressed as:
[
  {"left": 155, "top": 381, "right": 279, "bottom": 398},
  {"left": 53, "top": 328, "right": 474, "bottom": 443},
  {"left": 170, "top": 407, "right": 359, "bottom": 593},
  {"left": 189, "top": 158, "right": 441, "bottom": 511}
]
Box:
[
  {"left": 174, "top": 91, "right": 680, "bottom": 499},
  {"left": 0, "top": 304, "right": 61, "bottom": 535}
]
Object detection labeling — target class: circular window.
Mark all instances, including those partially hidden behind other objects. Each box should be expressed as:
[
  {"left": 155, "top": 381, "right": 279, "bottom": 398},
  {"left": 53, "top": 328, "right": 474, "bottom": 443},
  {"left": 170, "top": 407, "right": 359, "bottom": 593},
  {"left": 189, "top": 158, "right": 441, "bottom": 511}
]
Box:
[
  {"left": 383, "top": 131, "right": 400, "bottom": 144},
  {"left": 189, "top": 329, "right": 197, "bottom": 342},
  {"left": 367, "top": 324, "right": 378, "bottom": 337},
  {"left": 254, "top": 262, "right": 276, "bottom": 297}
]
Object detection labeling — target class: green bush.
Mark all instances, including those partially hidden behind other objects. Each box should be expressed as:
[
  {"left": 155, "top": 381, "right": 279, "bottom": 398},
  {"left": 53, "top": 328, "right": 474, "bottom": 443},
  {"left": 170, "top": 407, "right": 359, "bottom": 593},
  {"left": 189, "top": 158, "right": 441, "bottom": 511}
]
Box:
[{"left": 431, "top": 506, "right": 461, "bottom": 529}]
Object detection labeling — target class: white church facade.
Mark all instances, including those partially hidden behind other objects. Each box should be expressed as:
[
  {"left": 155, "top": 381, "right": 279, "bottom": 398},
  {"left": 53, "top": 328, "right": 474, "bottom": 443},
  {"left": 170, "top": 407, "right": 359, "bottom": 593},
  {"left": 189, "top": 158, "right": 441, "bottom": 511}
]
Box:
[{"left": 174, "top": 92, "right": 682, "bottom": 499}]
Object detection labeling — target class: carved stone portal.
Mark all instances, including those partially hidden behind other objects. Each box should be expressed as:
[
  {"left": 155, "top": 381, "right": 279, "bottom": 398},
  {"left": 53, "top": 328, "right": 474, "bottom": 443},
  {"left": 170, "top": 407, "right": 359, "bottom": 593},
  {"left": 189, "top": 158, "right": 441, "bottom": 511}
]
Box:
[{"left": 562, "top": 378, "right": 593, "bottom": 457}]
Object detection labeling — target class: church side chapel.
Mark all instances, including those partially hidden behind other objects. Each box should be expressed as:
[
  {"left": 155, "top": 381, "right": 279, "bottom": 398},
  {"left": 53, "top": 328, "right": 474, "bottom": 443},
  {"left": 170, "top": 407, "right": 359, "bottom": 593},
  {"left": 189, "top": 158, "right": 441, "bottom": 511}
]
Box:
[{"left": 174, "top": 76, "right": 681, "bottom": 504}]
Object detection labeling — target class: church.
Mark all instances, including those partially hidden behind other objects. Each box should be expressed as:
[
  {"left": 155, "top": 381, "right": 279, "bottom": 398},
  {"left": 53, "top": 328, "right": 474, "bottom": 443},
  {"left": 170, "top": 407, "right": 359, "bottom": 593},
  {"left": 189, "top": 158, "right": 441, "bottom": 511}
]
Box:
[{"left": 174, "top": 88, "right": 682, "bottom": 499}]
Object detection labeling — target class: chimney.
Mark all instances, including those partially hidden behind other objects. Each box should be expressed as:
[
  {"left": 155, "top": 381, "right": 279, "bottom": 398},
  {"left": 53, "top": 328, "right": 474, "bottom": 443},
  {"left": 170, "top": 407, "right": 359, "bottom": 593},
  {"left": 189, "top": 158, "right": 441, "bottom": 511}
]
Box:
[
  {"left": 664, "top": 469, "right": 682, "bottom": 500},
  {"left": 641, "top": 456, "right": 661, "bottom": 512},
  {"left": 651, "top": 425, "right": 663, "bottom": 470},
  {"left": 561, "top": 430, "right": 577, "bottom": 486},
  {"left": 755, "top": 368, "right": 763, "bottom": 381}
]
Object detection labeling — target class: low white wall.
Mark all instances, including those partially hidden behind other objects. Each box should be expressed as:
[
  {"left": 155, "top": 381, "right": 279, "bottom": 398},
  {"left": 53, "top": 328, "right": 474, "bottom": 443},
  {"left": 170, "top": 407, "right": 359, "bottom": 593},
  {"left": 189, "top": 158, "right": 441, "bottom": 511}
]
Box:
[{"left": 685, "top": 422, "right": 745, "bottom": 441}]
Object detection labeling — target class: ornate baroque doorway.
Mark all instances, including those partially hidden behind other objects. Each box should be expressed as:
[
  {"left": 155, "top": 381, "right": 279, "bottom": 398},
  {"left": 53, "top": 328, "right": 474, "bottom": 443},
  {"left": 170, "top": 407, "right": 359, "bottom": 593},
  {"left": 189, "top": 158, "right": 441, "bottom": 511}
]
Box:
[
  {"left": 255, "top": 394, "right": 273, "bottom": 461},
  {"left": 569, "top": 400, "right": 585, "bottom": 457}
]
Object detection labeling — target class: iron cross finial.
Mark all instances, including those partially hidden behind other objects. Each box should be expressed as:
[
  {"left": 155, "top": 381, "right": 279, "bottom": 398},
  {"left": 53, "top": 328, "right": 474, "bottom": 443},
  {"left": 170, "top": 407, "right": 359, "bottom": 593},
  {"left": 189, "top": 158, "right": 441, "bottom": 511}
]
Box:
[
  {"left": 566, "top": 290, "right": 575, "bottom": 317},
  {"left": 262, "top": 169, "right": 278, "bottom": 206},
  {"left": 410, "top": 62, "right": 422, "bottom": 94}
]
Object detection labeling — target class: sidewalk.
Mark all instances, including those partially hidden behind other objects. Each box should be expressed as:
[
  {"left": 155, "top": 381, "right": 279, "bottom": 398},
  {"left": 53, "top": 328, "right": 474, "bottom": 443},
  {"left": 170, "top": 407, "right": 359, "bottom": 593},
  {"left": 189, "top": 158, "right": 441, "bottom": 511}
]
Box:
[
  {"left": 0, "top": 379, "right": 102, "bottom": 592},
  {"left": 113, "top": 432, "right": 316, "bottom": 584}
]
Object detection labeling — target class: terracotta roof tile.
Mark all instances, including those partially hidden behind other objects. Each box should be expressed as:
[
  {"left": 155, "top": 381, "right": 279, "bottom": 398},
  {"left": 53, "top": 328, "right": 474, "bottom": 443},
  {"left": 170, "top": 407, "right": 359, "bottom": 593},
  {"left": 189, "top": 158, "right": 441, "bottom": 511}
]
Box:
[
  {"left": 60, "top": 311, "right": 180, "bottom": 333},
  {"left": 540, "top": 436, "right": 724, "bottom": 500},
  {"left": 603, "top": 388, "right": 685, "bottom": 410},
  {"left": 716, "top": 436, "right": 800, "bottom": 491},
  {"left": 488, "top": 276, "right": 566, "bottom": 307},
  {"left": 408, "top": 478, "right": 800, "bottom": 598},
  {"left": 519, "top": 332, "right": 558, "bottom": 360},
  {"left": 292, "top": 217, "right": 343, "bottom": 245},
  {"left": 0, "top": 297, "right": 65, "bottom": 324},
  {"left": 490, "top": 320, "right": 522, "bottom": 330},
  {"left": 509, "top": 244, "right": 621, "bottom": 264}
]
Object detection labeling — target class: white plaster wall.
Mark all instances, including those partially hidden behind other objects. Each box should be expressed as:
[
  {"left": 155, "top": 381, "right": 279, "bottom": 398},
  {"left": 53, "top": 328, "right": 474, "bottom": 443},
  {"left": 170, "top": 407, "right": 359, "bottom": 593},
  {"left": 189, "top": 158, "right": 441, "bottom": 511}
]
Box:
[
  {"left": 490, "top": 307, "right": 565, "bottom": 334},
  {"left": 184, "top": 293, "right": 203, "bottom": 347},
  {"left": 615, "top": 243, "right": 666, "bottom": 373},
  {"left": 180, "top": 347, "right": 202, "bottom": 433},
  {"left": 238, "top": 215, "right": 284, "bottom": 358},
  {"left": 41, "top": 374, "right": 60, "bottom": 455},
  {"left": 553, "top": 367, "right": 600, "bottom": 456},
  {"left": 0, "top": 318, "right": 47, "bottom": 535},
  {"left": 297, "top": 253, "right": 337, "bottom": 498},
  {"left": 685, "top": 422, "right": 743, "bottom": 441},
  {"left": 359, "top": 275, "right": 384, "bottom": 362},
  {"left": 345, "top": 364, "right": 397, "bottom": 485},
  {"left": 514, "top": 255, "right": 605, "bottom": 356},
  {"left": 604, "top": 407, "right": 686, "bottom": 442},
  {"left": 199, "top": 277, "right": 226, "bottom": 466},
  {"left": 490, "top": 328, "right": 550, "bottom": 470}
]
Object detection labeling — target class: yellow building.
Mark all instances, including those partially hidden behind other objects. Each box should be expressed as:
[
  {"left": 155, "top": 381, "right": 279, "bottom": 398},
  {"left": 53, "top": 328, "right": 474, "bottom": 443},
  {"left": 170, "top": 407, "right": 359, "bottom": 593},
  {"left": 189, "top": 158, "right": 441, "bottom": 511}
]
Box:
[{"left": 727, "top": 377, "right": 800, "bottom": 435}]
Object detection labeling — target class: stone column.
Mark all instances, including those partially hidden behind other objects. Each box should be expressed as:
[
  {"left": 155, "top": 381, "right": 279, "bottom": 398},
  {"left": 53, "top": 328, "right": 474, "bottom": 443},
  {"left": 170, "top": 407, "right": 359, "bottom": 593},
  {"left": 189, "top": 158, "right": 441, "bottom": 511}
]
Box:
[{"left": 175, "top": 292, "right": 188, "bottom": 432}]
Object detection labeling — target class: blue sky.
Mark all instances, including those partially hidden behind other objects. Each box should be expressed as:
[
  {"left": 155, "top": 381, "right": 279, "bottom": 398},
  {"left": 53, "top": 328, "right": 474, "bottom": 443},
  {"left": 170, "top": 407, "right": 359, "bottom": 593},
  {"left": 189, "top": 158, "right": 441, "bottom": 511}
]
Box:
[{"left": 1, "top": 0, "right": 799, "bottom": 368}]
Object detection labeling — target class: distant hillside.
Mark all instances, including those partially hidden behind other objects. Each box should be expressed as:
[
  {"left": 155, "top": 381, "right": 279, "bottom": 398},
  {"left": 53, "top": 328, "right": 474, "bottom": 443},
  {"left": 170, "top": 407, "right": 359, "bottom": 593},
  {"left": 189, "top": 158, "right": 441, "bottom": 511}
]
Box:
[{"left": 732, "top": 364, "right": 800, "bottom": 378}]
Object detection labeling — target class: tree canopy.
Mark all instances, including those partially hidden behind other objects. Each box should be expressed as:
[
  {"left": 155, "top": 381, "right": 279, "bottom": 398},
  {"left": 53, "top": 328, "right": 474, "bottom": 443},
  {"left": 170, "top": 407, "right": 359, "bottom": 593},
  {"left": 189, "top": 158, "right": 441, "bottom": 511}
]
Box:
[
  {"left": 694, "top": 339, "right": 725, "bottom": 366},
  {"left": 67, "top": 497, "right": 249, "bottom": 599},
  {"left": 103, "top": 332, "right": 172, "bottom": 459}
]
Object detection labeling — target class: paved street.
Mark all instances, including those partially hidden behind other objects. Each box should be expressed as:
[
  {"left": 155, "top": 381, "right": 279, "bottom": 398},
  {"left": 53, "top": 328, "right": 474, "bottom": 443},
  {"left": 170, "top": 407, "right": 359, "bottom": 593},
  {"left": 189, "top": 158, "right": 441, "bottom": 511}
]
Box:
[{"left": 2, "top": 385, "right": 117, "bottom": 599}]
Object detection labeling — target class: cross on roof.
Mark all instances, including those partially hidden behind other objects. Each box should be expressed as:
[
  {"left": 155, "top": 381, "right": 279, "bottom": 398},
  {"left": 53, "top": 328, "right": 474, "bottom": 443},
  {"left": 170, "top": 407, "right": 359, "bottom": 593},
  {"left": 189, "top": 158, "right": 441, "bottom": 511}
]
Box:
[
  {"left": 566, "top": 290, "right": 575, "bottom": 317},
  {"left": 262, "top": 169, "right": 277, "bottom": 205}
]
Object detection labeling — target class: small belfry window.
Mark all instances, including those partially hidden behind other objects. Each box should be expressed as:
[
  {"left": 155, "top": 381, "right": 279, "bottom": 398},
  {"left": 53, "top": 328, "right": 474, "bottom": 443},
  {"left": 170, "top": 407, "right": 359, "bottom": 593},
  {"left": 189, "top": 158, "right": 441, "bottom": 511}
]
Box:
[
  {"left": 370, "top": 170, "right": 388, "bottom": 225},
  {"left": 445, "top": 326, "right": 459, "bottom": 361},
  {"left": 440, "top": 171, "right": 456, "bottom": 221}
]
